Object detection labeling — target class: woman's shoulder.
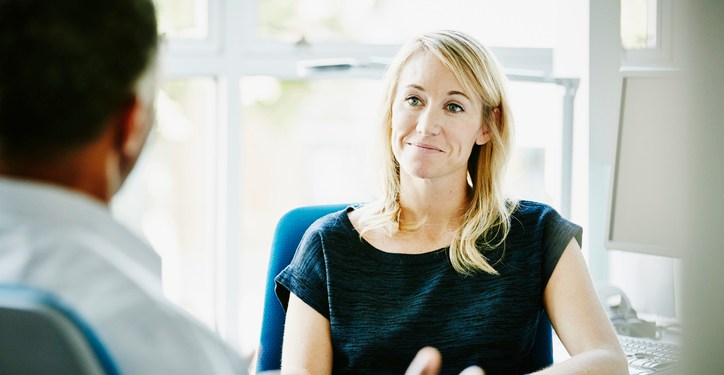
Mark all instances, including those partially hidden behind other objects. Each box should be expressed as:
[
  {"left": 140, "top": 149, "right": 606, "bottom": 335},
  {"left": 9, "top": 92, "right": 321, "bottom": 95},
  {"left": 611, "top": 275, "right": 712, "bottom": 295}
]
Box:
[
  {"left": 509, "top": 199, "right": 581, "bottom": 240},
  {"left": 303, "top": 205, "right": 357, "bottom": 237},
  {"left": 509, "top": 199, "right": 577, "bottom": 230},
  {"left": 511, "top": 199, "right": 557, "bottom": 218}
]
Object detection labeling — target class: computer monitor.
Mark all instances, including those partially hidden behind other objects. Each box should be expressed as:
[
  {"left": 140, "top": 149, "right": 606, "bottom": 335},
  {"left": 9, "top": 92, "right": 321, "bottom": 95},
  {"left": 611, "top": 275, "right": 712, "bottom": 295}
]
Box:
[
  {"left": 605, "top": 70, "right": 688, "bottom": 259},
  {"left": 604, "top": 69, "right": 688, "bottom": 322}
]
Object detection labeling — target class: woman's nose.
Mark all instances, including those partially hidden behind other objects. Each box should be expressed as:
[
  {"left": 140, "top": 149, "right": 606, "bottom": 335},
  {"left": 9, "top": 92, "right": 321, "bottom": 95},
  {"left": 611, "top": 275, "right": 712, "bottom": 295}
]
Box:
[{"left": 415, "top": 109, "right": 441, "bottom": 136}]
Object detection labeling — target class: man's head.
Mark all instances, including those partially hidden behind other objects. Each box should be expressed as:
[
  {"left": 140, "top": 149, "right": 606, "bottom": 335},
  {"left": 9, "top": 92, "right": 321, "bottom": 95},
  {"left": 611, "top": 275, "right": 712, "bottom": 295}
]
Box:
[{"left": 0, "top": 0, "right": 158, "bottom": 198}]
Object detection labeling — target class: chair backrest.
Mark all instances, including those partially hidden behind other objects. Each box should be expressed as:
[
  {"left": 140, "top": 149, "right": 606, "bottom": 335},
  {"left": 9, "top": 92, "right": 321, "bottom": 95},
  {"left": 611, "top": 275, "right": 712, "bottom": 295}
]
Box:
[
  {"left": 0, "top": 284, "right": 121, "bottom": 375},
  {"left": 256, "top": 204, "right": 553, "bottom": 373},
  {"left": 257, "top": 204, "right": 349, "bottom": 373}
]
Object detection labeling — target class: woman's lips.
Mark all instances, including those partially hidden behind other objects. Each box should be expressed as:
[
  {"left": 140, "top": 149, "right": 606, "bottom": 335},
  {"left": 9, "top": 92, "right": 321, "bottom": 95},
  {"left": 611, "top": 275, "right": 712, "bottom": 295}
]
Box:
[{"left": 407, "top": 141, "right": 444, "bottom": 152}]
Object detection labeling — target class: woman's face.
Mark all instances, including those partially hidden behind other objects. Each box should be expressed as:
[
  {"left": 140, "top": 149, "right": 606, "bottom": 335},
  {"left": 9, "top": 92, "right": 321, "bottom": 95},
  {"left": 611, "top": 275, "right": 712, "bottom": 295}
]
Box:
[{"left": 390, "top": 50, "right": 490, "bottom": 184}]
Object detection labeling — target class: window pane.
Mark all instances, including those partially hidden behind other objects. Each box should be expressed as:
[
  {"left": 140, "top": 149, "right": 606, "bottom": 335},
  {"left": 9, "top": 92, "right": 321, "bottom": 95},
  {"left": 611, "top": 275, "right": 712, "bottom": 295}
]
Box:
[
  {"left": 506, "top": 81, "right": 564, "bottom": 209},
  {"left": 112, "top": 78, "right": 218, "bottom": 328},
  {"left": 154, "top": 0, "right": 208, "bottom": 39},
  {"left": 621, "top": 0, "right": 657, "bottom": 49},
  {"left": 259, "top": 0, "right": 557, "bottom": 48},
  {"left": 236, "top": 77, "right": 381, "bottom": 351}
]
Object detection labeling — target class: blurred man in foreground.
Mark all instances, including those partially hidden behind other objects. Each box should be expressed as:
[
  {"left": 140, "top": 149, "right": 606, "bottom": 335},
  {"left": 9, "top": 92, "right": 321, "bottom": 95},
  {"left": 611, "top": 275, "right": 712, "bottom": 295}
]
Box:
[{"left": 0, "top": 0, "right": 246, "bottom": 373}]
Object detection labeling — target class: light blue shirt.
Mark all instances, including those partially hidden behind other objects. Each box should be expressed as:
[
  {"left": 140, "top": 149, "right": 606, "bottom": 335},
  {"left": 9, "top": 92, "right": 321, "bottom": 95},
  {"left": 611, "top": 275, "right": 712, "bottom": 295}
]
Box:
[{"left": 0, "top": 177, "right": 247, "bottom": 374}]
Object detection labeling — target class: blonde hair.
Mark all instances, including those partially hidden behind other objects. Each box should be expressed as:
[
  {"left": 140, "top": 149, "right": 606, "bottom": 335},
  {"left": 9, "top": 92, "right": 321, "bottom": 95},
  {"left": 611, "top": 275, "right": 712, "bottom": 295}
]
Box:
[{"left": 358, "top": 30, "right": 517, "bottom": 275}]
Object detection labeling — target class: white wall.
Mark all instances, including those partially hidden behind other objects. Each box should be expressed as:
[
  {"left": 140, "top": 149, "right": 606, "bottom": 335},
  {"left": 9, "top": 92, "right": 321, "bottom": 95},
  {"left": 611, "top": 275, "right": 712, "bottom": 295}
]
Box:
[
  {"left": 588, "top": 0, "right": 620, "bottom": 282},
  {"left": 679, "top": 1, "right": 724, "bottom": 372}
]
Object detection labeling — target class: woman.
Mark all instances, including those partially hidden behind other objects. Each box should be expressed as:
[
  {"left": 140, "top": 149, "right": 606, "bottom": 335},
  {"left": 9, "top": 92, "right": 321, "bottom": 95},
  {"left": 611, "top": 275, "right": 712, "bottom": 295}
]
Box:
[{"left": 275, "top": 30, "right": 627, "bottom": 375}]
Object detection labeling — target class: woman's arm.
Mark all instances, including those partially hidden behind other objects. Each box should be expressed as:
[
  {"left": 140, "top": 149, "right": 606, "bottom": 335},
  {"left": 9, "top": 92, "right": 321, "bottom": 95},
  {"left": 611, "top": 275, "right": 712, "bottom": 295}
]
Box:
[
  {"left": 536, "top": 239, "right": 628, "bottom": 374},
  {"left": 281, "top": 294, "right": 487, "bottom": 375},
  {"left": 281, "top": 293, "right": 333, "bottom": 375}
]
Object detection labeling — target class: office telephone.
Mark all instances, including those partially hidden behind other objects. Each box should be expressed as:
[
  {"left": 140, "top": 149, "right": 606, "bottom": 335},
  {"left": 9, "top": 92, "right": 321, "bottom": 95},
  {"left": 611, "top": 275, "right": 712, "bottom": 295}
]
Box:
[
  {"left": 595, "top": 284, "right": 682, "bottom": 373},
  {"left": 595, "top": 284, "right": 657, "bottom": 339}
]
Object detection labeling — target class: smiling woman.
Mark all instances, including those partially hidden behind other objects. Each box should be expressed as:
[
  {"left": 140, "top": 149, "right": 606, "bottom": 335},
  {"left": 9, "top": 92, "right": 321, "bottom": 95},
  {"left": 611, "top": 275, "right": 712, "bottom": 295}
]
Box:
[
  {"left": 357, "top": 31, "right": 514, "bottom": 275},
  {"left": 391, "top": 51, "right": 488, "bottom": 186},
  {"left": 275, "top": 30, "right": 626, "bottom": 375}
]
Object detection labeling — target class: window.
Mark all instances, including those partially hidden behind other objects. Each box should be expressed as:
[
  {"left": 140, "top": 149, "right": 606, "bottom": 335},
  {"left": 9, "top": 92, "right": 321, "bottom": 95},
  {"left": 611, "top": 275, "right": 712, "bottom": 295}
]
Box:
[
  {"left": 506, "top": 81, "right": 565, "bottom": 207},
  {"left": 621, "top": 0, "right": 657, "bottom": 49},
  {"left": 620, "top": 0, "right": 674, "bottom": 66},
  {"left": 154, "top": 0, "right": 209, "bottom": 40},
  {"left": 113, "top": 0, "right": 587, "bottom": 358},
  {"left": 113, "top": 78, "right": 219, "bottom": 328},
  {"left": 257, "top": 0, "right": 558, "bottom": 48}
]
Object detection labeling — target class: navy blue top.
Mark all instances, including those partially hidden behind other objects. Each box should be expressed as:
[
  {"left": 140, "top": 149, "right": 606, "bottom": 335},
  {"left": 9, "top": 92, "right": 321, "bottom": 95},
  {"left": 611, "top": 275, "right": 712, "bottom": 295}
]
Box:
[{"left": 276, "top": 200, "right": 582, "bottom": 375}]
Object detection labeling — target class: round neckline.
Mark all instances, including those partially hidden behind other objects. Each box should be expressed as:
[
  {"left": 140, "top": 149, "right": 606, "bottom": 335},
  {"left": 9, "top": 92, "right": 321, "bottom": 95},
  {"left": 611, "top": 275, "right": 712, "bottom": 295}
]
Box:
[{"left": 340, "top": 206, "right": 450, "bottom": 265}]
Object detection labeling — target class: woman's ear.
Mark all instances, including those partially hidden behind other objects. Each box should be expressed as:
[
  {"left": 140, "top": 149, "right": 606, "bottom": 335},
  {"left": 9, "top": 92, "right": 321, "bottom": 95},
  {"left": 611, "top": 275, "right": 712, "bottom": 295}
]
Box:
[{"left": 476, "top": 107, "right": 499, "bottom": 145}]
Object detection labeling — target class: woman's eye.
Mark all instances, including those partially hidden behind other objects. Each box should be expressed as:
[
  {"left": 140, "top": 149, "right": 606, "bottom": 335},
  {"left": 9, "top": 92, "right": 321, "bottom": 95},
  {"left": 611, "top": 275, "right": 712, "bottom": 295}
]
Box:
[
  {"left": 446, "top": 103, "right": 463, "bottom": 113},
  {"left": 406, "top": 96, "right": 422, "bottom": 106}
]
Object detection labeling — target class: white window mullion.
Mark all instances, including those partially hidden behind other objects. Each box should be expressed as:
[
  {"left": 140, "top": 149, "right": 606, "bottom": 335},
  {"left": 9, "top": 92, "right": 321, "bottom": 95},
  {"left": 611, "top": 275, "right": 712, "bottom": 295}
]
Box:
[{"left": 217, "top": 0, "right": 245, "bottom": 352}]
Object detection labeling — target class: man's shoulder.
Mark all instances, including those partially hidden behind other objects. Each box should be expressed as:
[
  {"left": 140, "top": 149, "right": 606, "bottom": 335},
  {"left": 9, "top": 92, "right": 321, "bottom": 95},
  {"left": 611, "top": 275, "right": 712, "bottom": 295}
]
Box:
[{"left": 0, "top": 217, "right": 245, "bottom": 374}]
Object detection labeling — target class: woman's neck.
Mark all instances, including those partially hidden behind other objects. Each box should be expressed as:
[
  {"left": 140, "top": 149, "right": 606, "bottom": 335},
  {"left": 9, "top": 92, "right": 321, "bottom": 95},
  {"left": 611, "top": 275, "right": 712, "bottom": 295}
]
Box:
[{"left": 398, "top": 173, "right": 469, "bottom": 230}]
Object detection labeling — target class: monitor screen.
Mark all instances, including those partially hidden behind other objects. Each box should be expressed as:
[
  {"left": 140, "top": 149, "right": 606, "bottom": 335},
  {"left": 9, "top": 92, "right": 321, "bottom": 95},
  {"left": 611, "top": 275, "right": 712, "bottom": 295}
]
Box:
[{"left": 605, "top": 71, "right": 688, "bottom": 259}]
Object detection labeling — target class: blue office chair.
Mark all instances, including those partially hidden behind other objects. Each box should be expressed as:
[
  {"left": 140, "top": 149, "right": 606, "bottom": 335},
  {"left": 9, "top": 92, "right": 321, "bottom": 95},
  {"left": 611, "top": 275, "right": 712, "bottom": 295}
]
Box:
[
  {"left": 0, "top": 284, "right": 121, "bottom": 375},
  {"left": 256, "top": 204, "right": 554, "bottom": 373}
]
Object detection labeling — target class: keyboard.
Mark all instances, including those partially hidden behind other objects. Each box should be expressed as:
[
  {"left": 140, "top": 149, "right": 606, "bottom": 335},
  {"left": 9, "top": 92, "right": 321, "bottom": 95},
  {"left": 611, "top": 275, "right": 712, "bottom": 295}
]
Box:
[{"left": 620, "top": 335, "right": 681, "bottom": 374}]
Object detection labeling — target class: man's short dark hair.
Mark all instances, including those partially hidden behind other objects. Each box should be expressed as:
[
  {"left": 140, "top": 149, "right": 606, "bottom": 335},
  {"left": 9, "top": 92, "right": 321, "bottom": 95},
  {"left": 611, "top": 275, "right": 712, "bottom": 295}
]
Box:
[{"left": 0, "top": 0, "right": 158, "bottom": 162}]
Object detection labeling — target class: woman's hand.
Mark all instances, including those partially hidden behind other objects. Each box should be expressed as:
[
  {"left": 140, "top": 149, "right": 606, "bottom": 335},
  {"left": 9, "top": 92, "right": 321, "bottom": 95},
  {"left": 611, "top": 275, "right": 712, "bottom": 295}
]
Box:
[{"left": 405, "top": 347, "right": 485, "bottom": 375}]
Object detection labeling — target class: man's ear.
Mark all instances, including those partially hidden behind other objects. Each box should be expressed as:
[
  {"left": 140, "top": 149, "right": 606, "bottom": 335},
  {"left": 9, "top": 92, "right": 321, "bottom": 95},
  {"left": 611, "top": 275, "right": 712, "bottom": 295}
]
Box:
[
  {"left": 476, "top": 107, "right": 499, "bottom": 146},
  {"left": 114, "top": 97, "right": 150, "bottom": 158}
]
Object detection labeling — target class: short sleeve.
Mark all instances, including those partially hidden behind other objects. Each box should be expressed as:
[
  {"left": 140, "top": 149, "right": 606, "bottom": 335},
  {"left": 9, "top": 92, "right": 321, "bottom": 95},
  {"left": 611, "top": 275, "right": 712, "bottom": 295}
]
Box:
[
  {"left": 541, "top": 208, "right": 583, "bottom": 288},
  {"left": 275, "top": 227, "right": 331, "bottom": 320}
]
